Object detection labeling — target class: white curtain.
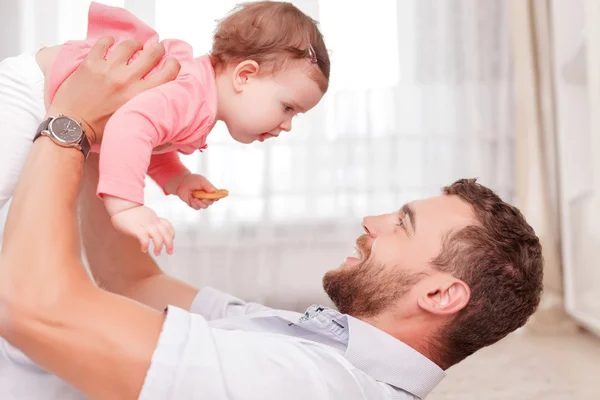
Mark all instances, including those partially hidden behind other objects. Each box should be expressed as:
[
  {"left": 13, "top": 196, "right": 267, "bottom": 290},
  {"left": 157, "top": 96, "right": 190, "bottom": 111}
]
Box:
[
  {"left": 0, "top": 0, "right": 515, "bottom": 311},
  {"left": 509, "top": 0, "right": 580, "bottom": 335},
  {"left": 551, "top": 0, "right": 600, "bottom": 337}
]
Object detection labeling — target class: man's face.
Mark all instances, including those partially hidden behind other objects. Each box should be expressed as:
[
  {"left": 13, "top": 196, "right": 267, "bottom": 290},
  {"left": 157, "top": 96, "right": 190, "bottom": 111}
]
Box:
[{"left": 322, "top": 194, "right": 476, "bottom": 317}]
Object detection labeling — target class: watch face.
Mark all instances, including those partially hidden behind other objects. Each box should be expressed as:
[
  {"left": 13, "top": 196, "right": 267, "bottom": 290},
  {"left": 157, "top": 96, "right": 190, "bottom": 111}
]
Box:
[{"left": 50, "top": 116, "right": 82, "bottom": 143}]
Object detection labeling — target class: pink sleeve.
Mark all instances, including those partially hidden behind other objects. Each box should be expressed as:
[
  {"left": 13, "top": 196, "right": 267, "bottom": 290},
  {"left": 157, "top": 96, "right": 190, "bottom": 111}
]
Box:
[
  {"left": 97, "top": 79, "right": 200, "bottom": 205},
  {"left": 148, "top": 152, "right": 189, "bottom": 188}
]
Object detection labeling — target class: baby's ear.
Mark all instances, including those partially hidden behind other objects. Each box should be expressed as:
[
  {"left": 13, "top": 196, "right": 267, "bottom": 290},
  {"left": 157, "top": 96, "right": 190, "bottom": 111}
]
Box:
[{"left": 232, "top": 60, "right": 260, "bottom": 92}]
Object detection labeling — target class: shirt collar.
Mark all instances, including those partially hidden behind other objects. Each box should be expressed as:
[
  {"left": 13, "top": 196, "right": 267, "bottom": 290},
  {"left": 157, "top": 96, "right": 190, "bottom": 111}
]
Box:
[
  {"left": 298, "top": 305, "right": 446, "bottom": 398},
  {"left": 345, "top": 315, "right": 445, "bottom": 398}
]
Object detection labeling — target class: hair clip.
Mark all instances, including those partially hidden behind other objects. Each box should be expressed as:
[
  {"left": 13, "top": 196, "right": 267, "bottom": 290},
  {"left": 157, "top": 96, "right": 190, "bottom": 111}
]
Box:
[{"left": 307, "top": 44, "right": 318, "bottom": 64}]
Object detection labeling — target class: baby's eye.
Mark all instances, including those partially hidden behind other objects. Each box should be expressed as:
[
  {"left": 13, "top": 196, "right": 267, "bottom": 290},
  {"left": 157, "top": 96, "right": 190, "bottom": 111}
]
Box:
[
  {"left": 283, "top": 104, "right": 295, "bottom": 113},
  {"left": 397, "top": 216, "right": 405, "bottom": 228}
]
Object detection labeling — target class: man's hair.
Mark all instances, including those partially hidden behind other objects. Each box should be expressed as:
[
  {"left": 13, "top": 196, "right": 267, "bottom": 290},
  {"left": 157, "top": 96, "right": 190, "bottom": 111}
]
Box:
[
  {"left": 210, "top": 1, "right": 330, "bottom": 92},
  {"left": 430, "top": 178, "right": 543, "bottom": 367}
]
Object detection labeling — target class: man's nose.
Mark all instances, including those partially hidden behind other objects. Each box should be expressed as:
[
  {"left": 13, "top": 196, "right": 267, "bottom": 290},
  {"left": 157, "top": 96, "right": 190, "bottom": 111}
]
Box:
[{"left": 362, "top": 216, "right": 377, "bottom": 238}]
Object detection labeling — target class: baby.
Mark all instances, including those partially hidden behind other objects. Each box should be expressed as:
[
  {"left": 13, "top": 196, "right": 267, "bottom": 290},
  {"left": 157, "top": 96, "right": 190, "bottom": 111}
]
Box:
[{"left": 0, "top": 1, "right": 330, "bottom": 255}]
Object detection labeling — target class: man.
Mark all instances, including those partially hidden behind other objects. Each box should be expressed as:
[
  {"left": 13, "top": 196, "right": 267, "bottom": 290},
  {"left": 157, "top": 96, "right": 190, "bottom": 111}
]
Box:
[{"left": 0, "top": 37, "right": 543, "bottom": 399}]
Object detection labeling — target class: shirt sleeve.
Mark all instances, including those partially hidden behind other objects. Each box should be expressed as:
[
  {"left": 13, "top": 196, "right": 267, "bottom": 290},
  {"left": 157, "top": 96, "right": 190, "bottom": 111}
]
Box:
[
  {"left": 189, "top": 286, "right": 272, "bottom": 320},
  {"left": 97, "top": 78, "right": 202, "bottom": 204},
  {"left": 138, "top": 306, "right": 368, "bottom": 400},
  {"left": 0, "top": 339, "right": 86, "bottom": 399}
]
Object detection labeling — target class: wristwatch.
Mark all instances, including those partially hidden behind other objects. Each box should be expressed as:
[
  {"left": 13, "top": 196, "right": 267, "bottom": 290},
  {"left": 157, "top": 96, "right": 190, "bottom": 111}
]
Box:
[{"left": 33, "top": 114, "right": 91, "bottom": 159}]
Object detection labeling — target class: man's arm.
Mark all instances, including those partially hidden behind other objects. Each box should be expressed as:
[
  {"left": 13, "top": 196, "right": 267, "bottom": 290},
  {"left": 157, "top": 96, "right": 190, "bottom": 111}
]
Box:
[
  {"left": 80, "top": 152, "right": 200, "bottom": 312},
  {"left": 0, "top": 37, "right": 181, "bottom": 399}
]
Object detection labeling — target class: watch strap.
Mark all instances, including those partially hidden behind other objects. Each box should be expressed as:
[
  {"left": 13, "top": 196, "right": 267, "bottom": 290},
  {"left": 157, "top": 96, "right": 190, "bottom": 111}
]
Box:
[
  {"left": 33, "top": 117, "right": 53, "bottom": 143},
  {"left": 80, "top": 132, "right": 91, "bottom": 158}
]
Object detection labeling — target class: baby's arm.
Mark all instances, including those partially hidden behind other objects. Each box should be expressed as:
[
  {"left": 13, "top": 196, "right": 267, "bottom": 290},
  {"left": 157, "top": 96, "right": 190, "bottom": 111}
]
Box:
[
  {"left": 99, "top": 87, "right": 180, "bottom": 206},
  {"left": 147, "top": 151, "right": 190, "bottom": 193},
  {"left": 99, "top": 80, "right": 195, "bottom": 254},
  {"left": 148, "top": 153, "right": 220, "bottom": 210}
]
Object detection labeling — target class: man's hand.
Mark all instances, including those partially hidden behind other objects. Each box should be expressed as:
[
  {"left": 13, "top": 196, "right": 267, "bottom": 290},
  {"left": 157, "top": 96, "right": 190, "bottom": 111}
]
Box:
[
  {"left": 46, "top": 36, "right": 180, "bottom": 144},
  {"left": 0, "top": 36, "right": 181, "bottom": 399}
]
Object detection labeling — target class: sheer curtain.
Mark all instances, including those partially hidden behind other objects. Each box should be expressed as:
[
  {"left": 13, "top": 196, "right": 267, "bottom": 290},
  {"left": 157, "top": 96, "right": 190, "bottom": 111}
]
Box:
[
  {"left": 0, "top": 0, "right": 515, "bottom": 311},
  {"left": 551, "top": 0, "right": 600, "bottom": 337}
]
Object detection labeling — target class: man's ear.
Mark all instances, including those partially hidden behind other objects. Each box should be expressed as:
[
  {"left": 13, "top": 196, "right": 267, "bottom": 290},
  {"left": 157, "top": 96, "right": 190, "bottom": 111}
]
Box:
[
  {"left": 417, "top": 278, "right": 470, "bottom": 316},
  {"left": 232, "top": 60, "right": 260, "bottom": 93}
]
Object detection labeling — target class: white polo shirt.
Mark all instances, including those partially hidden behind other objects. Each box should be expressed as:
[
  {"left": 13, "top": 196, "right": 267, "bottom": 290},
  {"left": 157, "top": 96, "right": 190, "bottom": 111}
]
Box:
[{"left": 0, "top": 287, "right": 445, "bottom": 399}]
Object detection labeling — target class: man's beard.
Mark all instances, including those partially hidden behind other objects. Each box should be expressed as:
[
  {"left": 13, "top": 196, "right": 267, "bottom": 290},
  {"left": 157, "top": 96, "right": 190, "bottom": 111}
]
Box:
[{"left": 322, "top": 234, "right": 423, "bottom": 318}]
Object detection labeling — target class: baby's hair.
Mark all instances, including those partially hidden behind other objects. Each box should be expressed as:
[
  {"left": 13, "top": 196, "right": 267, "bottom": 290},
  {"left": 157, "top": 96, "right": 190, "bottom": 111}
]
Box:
[{"left": 211, "top": 1, "right": 330, "bottom": 92}]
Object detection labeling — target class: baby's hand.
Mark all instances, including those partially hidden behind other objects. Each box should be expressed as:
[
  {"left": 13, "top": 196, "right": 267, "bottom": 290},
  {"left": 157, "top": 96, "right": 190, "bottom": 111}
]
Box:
[
  {"left": 111, "top": 205, "right": 175, "bottom": 255},
  {"left": 176, "top": 173, "right": 218, "bottom": 210}
]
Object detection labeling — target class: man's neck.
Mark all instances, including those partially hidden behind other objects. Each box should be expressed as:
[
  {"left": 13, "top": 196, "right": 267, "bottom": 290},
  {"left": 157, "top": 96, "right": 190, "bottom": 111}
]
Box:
[{"left": 359, "top": 310, "right": 443, "bottom": 368}]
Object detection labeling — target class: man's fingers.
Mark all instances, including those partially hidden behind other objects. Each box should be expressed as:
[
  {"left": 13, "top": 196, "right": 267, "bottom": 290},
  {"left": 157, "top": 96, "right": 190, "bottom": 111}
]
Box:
[
  {"left": 107, "top": 39, "right": 143, "bottom": 66},
  {"left": 86, "top": 36, "right": 115, "bottom": 62},
  {"left": 128, "top": 42, "right": 168, "bottom": 80},
  {"left": 143, "top": 56, "right": 180, "bottom": 88}
]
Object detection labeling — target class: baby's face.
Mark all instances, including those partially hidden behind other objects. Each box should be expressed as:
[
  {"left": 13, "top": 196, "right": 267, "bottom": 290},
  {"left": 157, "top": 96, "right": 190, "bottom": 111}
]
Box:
[{"left": 225, "top": 61, "right": 325, "bottom": 144}]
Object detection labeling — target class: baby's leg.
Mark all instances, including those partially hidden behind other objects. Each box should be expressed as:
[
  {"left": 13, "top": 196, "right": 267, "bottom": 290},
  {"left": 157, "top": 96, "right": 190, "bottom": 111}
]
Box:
[{"left": 0, "top": 52, "right": 46, "bottom": 209}]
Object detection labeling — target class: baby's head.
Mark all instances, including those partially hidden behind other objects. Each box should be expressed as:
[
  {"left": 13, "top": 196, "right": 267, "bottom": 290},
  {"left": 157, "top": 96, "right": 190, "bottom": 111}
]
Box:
[{"left": 211, "top": 1, "right": 330, "bottom": 144}]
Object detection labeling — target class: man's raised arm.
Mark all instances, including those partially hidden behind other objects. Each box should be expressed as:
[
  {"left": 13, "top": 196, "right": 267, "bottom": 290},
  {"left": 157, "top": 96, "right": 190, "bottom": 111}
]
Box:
[
  {"left": 0, "top": 37, "right": 181, "bottom": 399},
  {"left": 80, "top": 152, "right": 200, "bottom": 312}
]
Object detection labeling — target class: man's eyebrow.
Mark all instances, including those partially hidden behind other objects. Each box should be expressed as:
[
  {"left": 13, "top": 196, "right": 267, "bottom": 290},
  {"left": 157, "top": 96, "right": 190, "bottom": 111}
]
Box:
[{"left": 402, "top": 203, "right": 416, "bottom": 233}]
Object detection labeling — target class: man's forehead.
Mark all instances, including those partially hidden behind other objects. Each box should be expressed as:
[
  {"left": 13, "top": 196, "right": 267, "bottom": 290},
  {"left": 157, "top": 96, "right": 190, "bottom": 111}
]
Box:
[{"left": 411, "top": 194, "right": 476, "bottom": 230}]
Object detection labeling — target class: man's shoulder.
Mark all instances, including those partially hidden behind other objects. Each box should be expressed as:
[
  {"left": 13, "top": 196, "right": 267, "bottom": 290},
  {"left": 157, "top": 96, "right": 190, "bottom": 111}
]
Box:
[
  {"left": 143, "top": 306, "right": 343, "bottom": 398},
  {"left": 145, "top": 306, "right": 402, "bottom": 400},
  {"left": 189, "top": 286, "right": 273, "bottom": 320},
  {"left": 220, "top": 331, "right": 400, "bottom": 399}
]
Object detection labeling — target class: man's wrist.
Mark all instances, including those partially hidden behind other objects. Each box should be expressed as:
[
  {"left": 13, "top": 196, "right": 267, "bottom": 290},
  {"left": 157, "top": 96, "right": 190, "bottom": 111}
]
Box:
[
  {"left": 44, "top": 108, "right": 97, "bottom": 145},
  {"left": 34, "top": 135, "right": 86, "bottom": 161}
]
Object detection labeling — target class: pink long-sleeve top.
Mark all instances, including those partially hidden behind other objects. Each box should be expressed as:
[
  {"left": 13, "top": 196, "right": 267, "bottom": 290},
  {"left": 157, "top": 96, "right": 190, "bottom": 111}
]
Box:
[{"left": 46, "top": 2, "right": 218, "bottom": 204}]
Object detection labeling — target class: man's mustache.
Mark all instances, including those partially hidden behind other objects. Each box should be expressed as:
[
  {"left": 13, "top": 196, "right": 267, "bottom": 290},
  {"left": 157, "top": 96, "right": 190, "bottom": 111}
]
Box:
[{"left": 356, "top": 234, "right": 371, "bottom": 259}]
